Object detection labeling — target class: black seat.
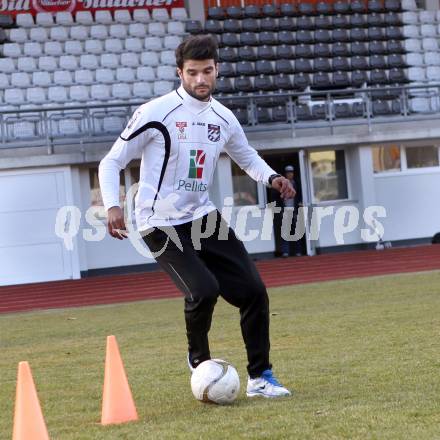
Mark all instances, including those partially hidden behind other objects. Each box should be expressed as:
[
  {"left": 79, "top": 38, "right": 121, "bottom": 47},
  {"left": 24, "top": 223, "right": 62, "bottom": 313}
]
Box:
[
  {"left": 368, "top": 27, "right": 385, "bottom": 41},
  {"left": 368, "top": 0, "right": 383, "bottom": 13},
  {"left": 332, "top": 14, "right": 349, "bottom": 28},
  {"left": 256, "top": 60, "right": 274, "bottom": 75},
  {"left": 278, "top": 16, "right": 295, "bottom": 31},
  {"left": 244, "top": 4, "right": 261, "bottom": 18},
  {"left": 226, "top": 6, "right": 243, "bottom": 19},
  {"left": 370, "top": 55, "right": 387, "bottom": 69},
  {"left": 369, "top": 41, "right": 387, "bottom": 55},
  {"left": 314, "top": 43, "right": 331, "bottom": 58},
  {"left": 272, "top": 105, "right": 288, "bottom": 122},
  {"left": 221, "top": 33, "right": 239, "bottom": 47},
  {"left": 185, "top": 20, "right": 203, "bottom": 34},
  {"left": 332, "top": 42, "right": 350, "bottom": 57},
  {"left": 350, "top": 28, "right": 368, "bottom": 41},
  {"left": 315, "top": 15, "right": 332, "bottom": 29},
  {"left": 256, "top": 106, "right": 272, "bottom": 123},
  {"left": 277, "top": 45, "right": 294, "bottom": 59},
  {"left": 293, "top": 73, "right": 311, "bottom": 90},
  {"left": 312, "top": 104, "right": 327, "bottom": 120},
  {"left": 280, "top": 2, "right": 296, "bottom": 17},
  {"left": 332, "top": 57, "right": 350, "bottom": 71},
  {"left": 241, "top": 18, "right": 260, "bottom": 32},
  {"left": 334, "top": 1, "right": 350, "bottom": 14},
  {"left": 298, "top": 2, "right": 315, "bottom": 15},
  {"left": 238, "top": 46, "right": 257, "bottom": 61},
  {"left": 223, "top": 19, "right": 241, "bottom": 33},
  {"left": 296, "top": 105, "right": 313, "bottom": 121},
  {"left": 369, "top": 69, "right": 388, "bottom": 85},
  {"left": 332, "top": 29, "right": 349, "bottom": 42},
  {"left": 0, "top": 28, "right": 7, "bottom": 43},
  {"left": 240, "top": 31, "right": 258, "bottom": 46},
  {"left": 372, "top": 100, "right": 391, "bottom": 116},
  {"left": 274, "top": 73, "right": 293, "bottom": 90},
  {"left": 205, "top": 19, "right": 223, "bottom": 33},
  {"left": 351, "top": 70, "right": 368, "bottom": 87},
  {"left": 262, "top": 4, "right": 279, "bottom": 17},
  {"left": 218, "top": 63, "right": 235, "bottom": 78},
  {"left": 312, "top": 73, "right": 332, "bottom": 89},
  {"left": 351, "top": 42, "right": 368, "bottom": 56},
  {"left": 333, "top": 71, "right": 351, "bottom": 87},
  {"left": 216, "top": 77, "right": 234, "bottom": 93},
  {"left": 258, "top": 45, "right": 276, "bottom": 60},
  {"left": 316, "top": 1, "right": 331, "bottom": 15},
  {"left": 278, "top": 30, "right": 295, "bottom": 45},
  {"left": 207, "top": 6, "right": 224, "bottom": 20},
  {"left": 351, "top": 56, "right": 369, "bottom": 70},
  {"left": 391, "top": 99, "right": 402, "bottom": 114},
  {"left": 234, "top": 76, "right": 254, "bottom": 92},
  {"left": 389, "top": 68, "right": 408, "bottom": 84},
  {"left": 275, "top": 59, "right": 294, "bottom": 74},
  {"left": 295, "top": 44, "right": 313, "bottom": 58},
  {"left": 385, "top": 0, "right": 401, "bottom": 12},
  {"left": 334, "top": 103, "right": 352, "bottom": 118},
  {"left": 386, "top": 27, "right": 403, "bottom": 39},
  {"left": 350, "top": 13, "right": 367, "bottom": 27},
  {"left": 350, "top": 0, "right": 365, "bottom": 13},
  {"left": 296, "top": 30, "right": 314, "bottom": 45},
  {"left": 384, "top": 12, "right": 401, "bottom": 26},
  {"left": 367, "top": 13, "right": 383, "bottom": 26},
  {"left": 353, "top": 102, "right": 365, "bottom": 117},
  {"left": 259, "top": 31, "right": 278, "bottom": 45},
  {"left": 294, "top": 58, "right": 313, "bottom": 73},
  {"left": 255, "top": 75, "right": 275, "bottom": 91},
  {"left": 233, "top": 107, "right": 249, "bottom": 124},
  {"left": 296, "top": 16, "right": 314, "bottom": 30},
  {"left": 219, "top": 47, "right": 239, "bottom": 62},
  {"left": 315, "top": 29, "right": 332, "bottom": 44},
  {"left": 314, "top": 57, "right": 331, "bottom": 72},
  {"left": 260, "top": 17, "right": 278, "bottom": 31},
  {"left": 236, "top": 61, "right": 254, "bottom": 76},
  {"left": 388, "top": 54, "right": 406, "bottom": 68},
  {"left": 387, "top": 40, "right": 405, "bottom": 54}
]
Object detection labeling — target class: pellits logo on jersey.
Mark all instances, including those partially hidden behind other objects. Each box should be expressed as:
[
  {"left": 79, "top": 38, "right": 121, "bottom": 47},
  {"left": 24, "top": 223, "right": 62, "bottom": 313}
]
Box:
[
  {"left": 207, "top": 124, "right": 220, "bottom": 142},
  {"left": 176, "top": 121, "right": 187, "bottom": 140},
  {"left": 188, "top": 149, "right": 205, "bottom": 178}
]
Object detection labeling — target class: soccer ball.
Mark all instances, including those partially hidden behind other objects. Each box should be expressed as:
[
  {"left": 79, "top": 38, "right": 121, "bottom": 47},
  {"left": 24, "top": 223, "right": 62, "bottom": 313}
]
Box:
[{"left": 190, "top": 359, "right": 240, "bottom": 405}]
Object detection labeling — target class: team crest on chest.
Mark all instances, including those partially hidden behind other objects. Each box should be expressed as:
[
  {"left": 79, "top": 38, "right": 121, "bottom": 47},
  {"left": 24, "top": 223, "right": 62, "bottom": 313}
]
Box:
[
  {"left": 207, "top": 124, "right": 220, "bottom": 142},
  {"left": 176, "top": 121, "right": 187, "bottom": 140}
]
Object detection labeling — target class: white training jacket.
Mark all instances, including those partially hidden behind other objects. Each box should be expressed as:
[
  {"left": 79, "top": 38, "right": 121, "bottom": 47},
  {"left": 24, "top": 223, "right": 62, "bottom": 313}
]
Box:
[{"left": 98, "top": 85, "right": 277, "bottom": 231}]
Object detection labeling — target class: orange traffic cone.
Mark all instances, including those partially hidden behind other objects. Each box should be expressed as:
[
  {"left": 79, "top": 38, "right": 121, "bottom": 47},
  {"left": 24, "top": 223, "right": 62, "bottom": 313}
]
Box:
[
  {"left": 13, "top": 361, "right": 50, "bottom": 440},
  {"left": 101, "top": 335, "right": 138, "bottom": 425}
]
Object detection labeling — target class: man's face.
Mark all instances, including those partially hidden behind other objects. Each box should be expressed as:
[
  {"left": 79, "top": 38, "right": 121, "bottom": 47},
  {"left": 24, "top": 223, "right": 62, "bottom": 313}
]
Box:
[{"left": 177, "top": 59, "right": 218, "bottom": 102}]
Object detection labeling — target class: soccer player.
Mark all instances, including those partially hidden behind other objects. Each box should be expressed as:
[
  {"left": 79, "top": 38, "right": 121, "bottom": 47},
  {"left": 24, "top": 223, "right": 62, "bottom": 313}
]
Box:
[{"left": 99, "top": 35, "right": 295, "bottom": 398}]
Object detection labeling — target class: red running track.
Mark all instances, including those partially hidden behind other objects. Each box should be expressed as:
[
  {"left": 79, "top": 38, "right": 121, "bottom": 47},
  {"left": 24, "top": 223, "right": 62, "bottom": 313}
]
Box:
[{"left": 1, "top": 245, "right": 440, "bottom": 314}]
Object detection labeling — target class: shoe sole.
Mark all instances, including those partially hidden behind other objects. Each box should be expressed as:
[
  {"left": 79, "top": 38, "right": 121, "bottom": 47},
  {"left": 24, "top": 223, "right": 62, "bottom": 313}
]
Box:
[{"left": 246, "top": 391, "right": 291, "bottom": 398}]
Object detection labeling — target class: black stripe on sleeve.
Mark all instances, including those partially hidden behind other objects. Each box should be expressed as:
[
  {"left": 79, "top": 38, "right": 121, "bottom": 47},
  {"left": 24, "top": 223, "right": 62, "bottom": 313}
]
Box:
[{"left": 212, "top": 108, "right": 230, "bottom": 125}]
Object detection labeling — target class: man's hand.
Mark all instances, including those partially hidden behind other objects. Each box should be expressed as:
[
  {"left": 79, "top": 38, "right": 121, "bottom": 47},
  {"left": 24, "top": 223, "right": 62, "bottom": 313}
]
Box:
[
  {"left": 271, "top": 176, "right": 296, "bottom": 200},
  {"left": 107, "top": 206, "right": 128, "bottom": 240}
]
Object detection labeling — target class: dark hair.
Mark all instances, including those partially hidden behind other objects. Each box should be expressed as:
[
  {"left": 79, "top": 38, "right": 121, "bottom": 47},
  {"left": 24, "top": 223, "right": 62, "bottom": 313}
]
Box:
[{"left": 175, "top": 35, "right": 219, "bottom": 69}]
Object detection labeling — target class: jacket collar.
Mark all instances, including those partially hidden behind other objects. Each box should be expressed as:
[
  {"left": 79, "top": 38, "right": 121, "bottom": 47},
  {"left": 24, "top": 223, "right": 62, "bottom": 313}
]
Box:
[{"left": 176, "top": 85, "right": 212, "bottom": 115}]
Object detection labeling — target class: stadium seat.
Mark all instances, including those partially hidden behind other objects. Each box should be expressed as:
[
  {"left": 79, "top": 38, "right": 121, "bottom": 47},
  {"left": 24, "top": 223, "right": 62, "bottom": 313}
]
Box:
[
  {"left": 75, "top": 11, "right": 94, "bottom": 25},
  {"left": 49, "top": 26, "right": 68, "bottom": 42},
  {"left": 295, "top": 58, "right": 313, "bottom": 73},
  {"left": 314, "top": 43, "right": 331, "bottom": 58},
  {"left": 279, "top": 3, "right": 296, "bottom": 16},
  {"left": 388, "top": 40, "right": 405, "bottom": 53},
  {"left": 402, "top": 11, "right": 418, "bottom": 24},
  {"left": 44, "top": 41, "right": 63, "bottom": 56},
  {"left": 368, "top": 27, "right": 385, "bottom": 40},
  {"left": 333, "top": 71, "right": 351, "bottom": 87},
  {"left": 402, "top": 25, "right": 419, "bottom": 38},
  {"left": 369, "top": 41, "right": 387, "bottom": 55},
  {"left": 218, "top": 63, "right": 235, "bottom": 77},
  {"left": 275, "top": 59, "right": 294, "bottom": 74},
  {"left": 255, "top": 75, "right": 275, "bottom": 91},
  {"left": 223, "top": 18, "right": 241, "bottom": 33},
  {"left": 3, "top": 43, "right": 21, "bottom": 58},
  {"left": 132, "top": 82, "right": 153, "bottom": 100},
  {"left": 125, "top": 38, "right": 143, "bottom": 52},
  {"left": 420, "top": 10, "right": 435, "bottom": 24},
  {"left": 370, "top": 55, "right": 387, "bottom": 69},
  {"left": 274, "top": 73, "right": 293, "bottom": 90},
  {"left": 258, "top": 45, "right": 276, "bottom": 60},
  {"left": 95, "top": 10, "right": 113, "bottom": 25},
  {"left": 388, "top": 54, "right": 406, "bottom": 68},
  {"left": 54, "top": 70, "right": 74, "bottom": 86},
  {"left": 144, "top": 36, "right": 163, "bottom": 51},
  {"left": 384, "top": 12, "right": 401, "bottom": 26},
  {"left": 350, "top": 28, "right": 368, "bottom": 42},
  {"left": 278, "top": 17, "right": 294, "bottom": 31},
  {"left": 36, "top": 12, "right": 54, "bottom": 26},
  {"left": 351, "top": 70, "right": 368, "bottom": 87},
  {"left": 70, "top": 26, "right": 89, "bottom": 41},
  {"left": 75, "top": 69, "right": 94, "bottom": 85},
  {"left": 157, "top": 65, "right": 176, "bottom": 81},
  {"left": 29, "top": 27, "right": 48, "bottom": 42},
  {"left": 332, "top": 29, "right": 349, "bottom": 42},
  {"left": 240, "top": 31, "right": 258, "bottom": 46},
  {"left": 222, "top": 33, "right": 240, "bottom": 46},
  {"left": 48, "top": 86, "right": 68, "bottom": 103},
  {"left": 367, "top": 13, "right": 383, "bottom": 26},
  {"left": 85, "top": 40, "right": 104, "bottom": 55},
  {"left": 5, "top": 88, "right": 26, "bottom": 106},
  {"left": 38, "top": 56, "right": 57, "bottom": 72},
  {"left": 185, "top": 20, "right": 203, "bottom": 34},
  {"left": 332, "top": 42, "right": 350, "bottom": 57},
  {"left": 133, "top": 9, "right": 151, "bottom": 23},
  {"left": 32, "top": 71, "right": 51, "bottom": 87},
  {"left": 332, "top": 57, "right": 350, "bottom": 71},
  {"left": 234, "top": 76, "right": 254, "bottom": 92},
  {"left": 152, "top": 8, "right": 169, "bottom": 22},
  {"left": 351, "top": 56, "right": 369, "bottom": 70},
  {"left": 17, "top": 57, "right": 36, "bottom": 73},
  {"left": 315, "top": 15, "right": 332, "bottom": 29},
  {"left": 241, "top": 17, "right": 259, "bottom": 33},
  {"left": 293, "top": 73, "right": 311, "bottom": 90},
  {"left": 279, "top": 31, "right": 295, "bottom": 45},
  {"left": 402, "top": 0, "right": 417, "bottom": 11},
  {"left": 385, "top": 0, "right": 401, "bottom": 12},
  {"left": 427, "top": 66, "right": 440, "bottom": 82},
  {"left": 114, "top": 9, "right": 132, "bottom": 23},
  {"left": 149, "top": 22, "right": 166, "bottom": 37},
  {"left": 317, "top": 1, "right": 332, "bottom": 15},
  {"left": 334, "top": 103, "right": 352, "bottom": 118},
  {"left": 372, "top": 100, "right": 392, "bottom": 116},
  {"left": 389, "top": 68, "right": 408, "bottom": 83},
  {"left": 312, "top": 72, "right": 332, "bottom": 89},
  {"left": 69, "top": 85, "right": 90, "bottom": 102},
  {"left": 259, "top": 31, "right": 277, "bottom": 45},
  {"left": 236, "top": 61, "right": 254, "bottom": 76},
  {"left": 296, "top": 16, "right": 313, "bottom": 31},
  {"left": 407, "top": 67, "right": 426, "bottom": 82},
  {"left": 168, "top": 21, "right": 185, "bottom": 35},
  {"left": 409, "top": 97, "right": 431, "bottom": 113},
  {"left": 160, "top": 50, "right": 175, "bottom": 65},
  {"left": 10, "top": 28, "right": 28, "bottom": 43},
  {"left": 0, "top": 73, "right": 9, "bottom": 88},
  {"left": 406, "top": 53, "right": 424, "bottom": 67},
  {"left": 16, "top": 13, "right": 34, "bottom": 27},
  {"left": 420, "top": 24, "right": 437, "bottom": 38},
  {"left": 272, "top": 105, "right": 288, "bottom": 122},
  {"left": 115, "top": 67, "right": 135, "bottom": 83},
  {"left": 404, "top": 38, "right": 422, "bottom": 52},
  {"left": 352, "top": 42, "right": 368, "bottom": 56},
  {"left": 105, "top": 39, "right": 123, "bottom": 53},
  {"left": 350, "top": 0, "right": 365, "bottom": 13},
  {"left": 140, "top": 51, "right": 159, "bottom": 67},
  {"left": 11, "top": 72, "right": 31, "bottom": 88},
  {"left": 65, "top": 40, "right": 83, "bottom": 55},
  {"left": 90, "top": 83, "right": 112, "bottom": 102},
  {"left": 90, "top": 25, "right": 108, "bottom": 40},
  {"left": 295, "top": 104, "right": 312, "bottom": 121},
  {"left": 60, "top": 55, "right": 79, "bottom": 71},
  {"left": 277, "top": 45, "right": 294, "bottom": 59},
  {"left": 153, "top": 80, "right": 174, "bottom": 96},
  {"left": 109, "top": 24, "right": 128, "bottom": 39},
  {"left": 136, "top": 66, "right": 155, "bottom": 81},
  {"left": 24, "top": 42, "right": 43, "bottom": 57},
  {"left": 296, "top": 30, "right": 313, "bottom": 45},
  {"left": 314, "top": 57, "right": 331, "bottom": 72},
  {"left": 315, "top": 29, "right": 332, "bottom": 44},
  {"left": 171, "top": 7, "right": 188, "bottom": 20},
  {"left": 350, "top": 14, "right": 367, "bottom": 27},
  {"left": 424, "top": 52, "right": 440, "bottom": 66},
  {"left": 216, "top": 77, "right": 234, "bottom": 93},
  {"left": 120, "top": 52, "right": 140, "bottom": 68},
  {"left": 332, "top": 14, "right": 349, "bottom": 28},
  {"left": 298, "top": 2, "right": 314, "bottom": 15},
  {"left": 233, "top": 107, "right": 249, "bottom": 125}
]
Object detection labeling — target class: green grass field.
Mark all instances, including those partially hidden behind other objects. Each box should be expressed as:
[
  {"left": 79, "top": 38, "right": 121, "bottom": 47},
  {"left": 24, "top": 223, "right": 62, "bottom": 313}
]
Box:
[{"left": 1, "top": 271, "right": 440, "bottom": 440}]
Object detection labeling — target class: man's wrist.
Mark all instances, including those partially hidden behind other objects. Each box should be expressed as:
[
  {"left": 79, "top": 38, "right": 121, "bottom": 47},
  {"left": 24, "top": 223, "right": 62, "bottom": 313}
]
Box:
[{"left": 268, "top": 174, "right": 282, "bottom": 186}]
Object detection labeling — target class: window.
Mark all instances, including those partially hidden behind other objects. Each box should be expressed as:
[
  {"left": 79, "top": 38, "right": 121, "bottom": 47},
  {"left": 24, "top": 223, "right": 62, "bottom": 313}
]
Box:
[
  {"left": 231, "top": 161, "right": 258, "bottom": 206},
  {"left": 89, "top": 167, "right": 125, "bottom": 215},
  {"left": 372, "top": 145, "right": 401, "bottom": 173},
  {"left": 406, "top": 146, "right": 439, "bottom": 169},
  {"left": 310, "top": 150, "right": 348, "bottom": 202}
]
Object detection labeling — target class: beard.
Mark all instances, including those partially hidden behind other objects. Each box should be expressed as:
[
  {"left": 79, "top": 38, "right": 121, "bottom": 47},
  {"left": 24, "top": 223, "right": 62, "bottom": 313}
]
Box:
[{"left": 183, "top": 83, "right": 215, "bottom": 102}]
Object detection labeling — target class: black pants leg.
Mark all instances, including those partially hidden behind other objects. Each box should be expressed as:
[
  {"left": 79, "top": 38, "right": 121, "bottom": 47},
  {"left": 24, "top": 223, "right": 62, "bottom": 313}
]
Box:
[{"left": 142, "top": 211, "right": 271, "bottom": 377}]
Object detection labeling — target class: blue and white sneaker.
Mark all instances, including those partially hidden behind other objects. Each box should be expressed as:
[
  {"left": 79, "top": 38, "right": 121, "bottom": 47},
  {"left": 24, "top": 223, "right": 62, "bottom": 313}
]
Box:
[{"left": 246, "top": 369, "right": 291, "bottom": 398}]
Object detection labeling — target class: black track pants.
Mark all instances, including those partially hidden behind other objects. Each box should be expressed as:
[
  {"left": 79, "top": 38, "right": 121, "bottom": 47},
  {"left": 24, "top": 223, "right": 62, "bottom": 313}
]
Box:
[{"left": 142, "top": 210, "right": 271, "bottom": 377}]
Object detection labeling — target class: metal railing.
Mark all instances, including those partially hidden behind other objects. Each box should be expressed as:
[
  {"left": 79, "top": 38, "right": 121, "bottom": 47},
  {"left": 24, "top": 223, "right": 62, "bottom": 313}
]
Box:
[{"left": 1, "top": 83, "right": 440, "bottom": 151}]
